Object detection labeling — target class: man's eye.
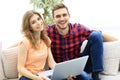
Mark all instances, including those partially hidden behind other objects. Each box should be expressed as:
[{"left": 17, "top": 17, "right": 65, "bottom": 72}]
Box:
[
  {"left": 56, "top": 15, "right": 61, "bottom": 18},
  {"left": 63, "top": 14, "right": 67, "bottom": 17}
]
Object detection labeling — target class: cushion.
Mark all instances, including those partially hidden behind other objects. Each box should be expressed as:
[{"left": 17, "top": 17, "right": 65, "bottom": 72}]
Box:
[
  {"left": 102, "top": 41, "right": 120, "bottom": 75},
  {"left": 0, "top": 41, "right": 5, "bottom": 79},
  {"left": 1, "top": 47, "right": 18, "bottom": 79}
]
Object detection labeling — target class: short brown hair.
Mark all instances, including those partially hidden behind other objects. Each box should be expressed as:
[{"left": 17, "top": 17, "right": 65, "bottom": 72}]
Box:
[{"left": 52, "top": 3, "right": 69, "bottom": 17}]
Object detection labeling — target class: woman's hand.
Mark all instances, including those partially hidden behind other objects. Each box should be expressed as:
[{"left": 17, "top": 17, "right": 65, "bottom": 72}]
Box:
[{"left": 67, "top": 75, "right": 76, "bottom": 80}]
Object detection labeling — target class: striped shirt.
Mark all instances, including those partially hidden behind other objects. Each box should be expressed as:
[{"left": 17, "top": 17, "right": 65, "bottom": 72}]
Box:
[{"left": 47, "top": 23, "right": 93, "bottom": 63}]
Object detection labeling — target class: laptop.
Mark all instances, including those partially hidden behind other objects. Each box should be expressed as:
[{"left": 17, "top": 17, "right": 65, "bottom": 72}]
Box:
[{"left": 37, "top": 56, "right": 88, "bottom": 80}]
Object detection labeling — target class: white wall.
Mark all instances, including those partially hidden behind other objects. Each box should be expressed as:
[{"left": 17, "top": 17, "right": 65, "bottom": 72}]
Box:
[
  {"left": 64, "top": 0, "right": 120, "bottom": 38},
  {"left": 0, "top": 0, "right": 33, "bottom": 49},
  {"left": 0, "top": 0, "right": 120, "bottom": 49}
]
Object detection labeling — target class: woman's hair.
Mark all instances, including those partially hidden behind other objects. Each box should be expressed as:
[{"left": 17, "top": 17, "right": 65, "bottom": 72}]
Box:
[
  {"left": 52, "top": 3, "right": 69, "bottom": 17},
  {"left": 22, "top": 10, "right": 50, "bottom": 49}
]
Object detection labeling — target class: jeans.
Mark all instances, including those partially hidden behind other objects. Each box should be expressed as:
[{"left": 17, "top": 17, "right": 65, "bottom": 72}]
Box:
[
  {"left": 63, "top": 71, "right": 91, "bottom": 80},
  {"left": 19, "top": 76, "right": 32, "bottom": 80},
  {"left": 75, "top": 71, "right": 92, "bottom": 80},
  {"left": 82, "top": 31, "right": 104, "bottom": 73},
  {"left": 19, "top": 71, "right": 91, "bottom": 80}
]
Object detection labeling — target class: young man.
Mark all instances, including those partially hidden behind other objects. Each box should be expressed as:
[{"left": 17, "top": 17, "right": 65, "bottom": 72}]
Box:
[{"left": 46, "top": 3, "right": 118, "bottom": 80}]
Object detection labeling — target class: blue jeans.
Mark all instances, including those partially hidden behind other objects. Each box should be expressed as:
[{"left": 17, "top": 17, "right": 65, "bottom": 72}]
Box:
[
  {"left": 82, "top": 31, "right": 104, "bottom": 73},
  {"left": 19, "top": 76, "right": 32, "bottom": 80},
  {"left": 63, "top": 71, "right": 91, "bottom": 80},
  {"left": 75, "top": 71, "right": 91, "bottom": 80},
  {"left": 19, "top": 72, "right": 91, "bottom": 80}
]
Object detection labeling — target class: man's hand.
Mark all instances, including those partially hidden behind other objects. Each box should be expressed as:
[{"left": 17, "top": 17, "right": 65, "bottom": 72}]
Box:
[{"left": 67, "top": 75, "right": 76, "bottom": 80}]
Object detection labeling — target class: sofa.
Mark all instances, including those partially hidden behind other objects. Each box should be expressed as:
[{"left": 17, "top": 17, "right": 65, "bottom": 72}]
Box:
[{"left": 0, "top": 40, "right": 120, "bottom": 80}]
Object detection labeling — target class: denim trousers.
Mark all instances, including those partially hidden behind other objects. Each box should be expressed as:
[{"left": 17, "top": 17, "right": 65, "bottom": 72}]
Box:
[
  {"left": 19, "top": 76, "right": 32, "bottom": 80},
  {"left": 82, "top": 31, "right": 104, "bottom": 73},
  {"left": 70, "top": 31, "right": 103, "bottom": 80},
  {"left": 73, "top": 71, "right": 91, "bottom": 80},
  {"left": 19, "top": 71, "right": 91, "bottom": 80}
]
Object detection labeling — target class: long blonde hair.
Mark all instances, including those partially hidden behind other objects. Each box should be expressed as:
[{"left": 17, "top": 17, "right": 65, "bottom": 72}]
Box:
[{"left": 21, "top": 10, "right": 50, "bottom": 49}]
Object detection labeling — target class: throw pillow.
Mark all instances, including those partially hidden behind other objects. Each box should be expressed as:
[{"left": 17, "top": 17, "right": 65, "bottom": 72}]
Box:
[
  {"left": 0, "top": 41, "right": 5, "bottom": 80},
  {"left": 102, "top": 41, "right": 120, "bottom": 75},
  {"left": 1, "top": 47, "right": 18, "bottom": 79}
]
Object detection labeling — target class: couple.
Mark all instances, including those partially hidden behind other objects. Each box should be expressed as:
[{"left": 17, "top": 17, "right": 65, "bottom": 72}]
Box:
[{"left": 17, "top": 3, "right": 118, "bottom": 80}]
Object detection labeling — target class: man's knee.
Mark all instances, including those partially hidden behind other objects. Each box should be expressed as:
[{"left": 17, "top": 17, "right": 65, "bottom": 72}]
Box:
[
  {"left": 76, "top": 71, "right": 91, "bottom": 80},
  {"left": 91, "top": 31, "right": 102, "bottom": 38},
  {"left": 89, "top": 31, "right": 103, "bottom": 41}
]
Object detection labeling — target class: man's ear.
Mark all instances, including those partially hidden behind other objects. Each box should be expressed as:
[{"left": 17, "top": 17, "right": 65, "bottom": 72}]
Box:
[{"left": 69, "top": 13, "right": 71, "bottom": 18}]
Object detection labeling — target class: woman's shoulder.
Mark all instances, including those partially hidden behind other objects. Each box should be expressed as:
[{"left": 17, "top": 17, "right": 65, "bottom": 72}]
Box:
[
  {"left": 20, "top": 37, "right": 31, "bottom": 49},
  {"left": 22, "top": 37, "right": 30, "bottom": 43}
]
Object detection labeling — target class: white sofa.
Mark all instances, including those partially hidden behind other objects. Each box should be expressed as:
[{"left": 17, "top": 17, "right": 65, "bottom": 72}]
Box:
[{"left": 0, "top": 40, "right": 120, "bottom": 80}]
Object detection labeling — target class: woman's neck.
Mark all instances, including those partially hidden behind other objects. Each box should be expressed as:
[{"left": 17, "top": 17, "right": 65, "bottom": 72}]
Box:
[{"left": 33, "top": 31, "right": 41, "bottom": 41}]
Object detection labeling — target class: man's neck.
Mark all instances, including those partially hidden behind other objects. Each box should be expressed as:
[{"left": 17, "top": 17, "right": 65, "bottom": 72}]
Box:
[{"left": 57, "top": 26, "right": 69, "bottom": 35}]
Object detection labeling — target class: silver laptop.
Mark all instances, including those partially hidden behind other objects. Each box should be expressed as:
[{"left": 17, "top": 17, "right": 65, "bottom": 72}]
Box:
[{"left": 37, "top": 56, "right": 88, "bottom": 80}]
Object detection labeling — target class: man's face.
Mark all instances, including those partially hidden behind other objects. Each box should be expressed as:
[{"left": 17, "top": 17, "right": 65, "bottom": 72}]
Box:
[{"left": 53, "top": 8, "right": 70, "bottom": 30}]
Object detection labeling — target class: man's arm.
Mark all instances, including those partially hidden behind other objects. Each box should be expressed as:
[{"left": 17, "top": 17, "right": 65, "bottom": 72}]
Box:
[{"left": 102, "top": 33, "right": 118, "bottom": 42}]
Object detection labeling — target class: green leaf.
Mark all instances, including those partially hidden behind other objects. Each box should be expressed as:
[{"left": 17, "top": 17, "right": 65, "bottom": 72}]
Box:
[{"left": 30, "top": 0, "right": 64, "bottom": 25}]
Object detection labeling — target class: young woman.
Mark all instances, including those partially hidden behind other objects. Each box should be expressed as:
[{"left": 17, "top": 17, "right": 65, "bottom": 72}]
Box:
[{"left": 17, "top": 10, "right": 56, "bottom": 80}]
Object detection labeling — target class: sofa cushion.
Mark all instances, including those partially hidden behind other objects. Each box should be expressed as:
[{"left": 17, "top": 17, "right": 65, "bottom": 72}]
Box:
[
  {"left": 81, "top": 40, "right": 120, "bottom": 75},
  {"left": 102, "top": 41, "right": 120, "bottom": 75},
  {"left": 100, "top": 72, "right": 120, "bottom": 80},
  {"left": 1, "top": 47, "right": 18, "bottom": 79},
  {"left": 0, "top": 41, "right": 5, "bottom": 80}
]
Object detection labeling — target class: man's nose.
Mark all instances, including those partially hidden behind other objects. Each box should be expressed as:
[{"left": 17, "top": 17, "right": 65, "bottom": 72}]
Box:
[{"left": 60, "top": 16, "right": 64, "bottom": 20}]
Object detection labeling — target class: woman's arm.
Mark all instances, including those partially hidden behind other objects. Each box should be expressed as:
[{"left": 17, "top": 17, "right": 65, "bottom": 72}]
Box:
[
  {"left": 47, "top": 47, "right": 56, "bottom": 69},
  {"left": 17, "top": 43, "right": 46, "bottom": 80}
]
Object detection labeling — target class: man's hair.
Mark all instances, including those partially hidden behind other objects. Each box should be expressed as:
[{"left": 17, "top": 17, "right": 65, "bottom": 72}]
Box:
[{"left": 52, "top": 3, "right": 69, "bottom": 17}]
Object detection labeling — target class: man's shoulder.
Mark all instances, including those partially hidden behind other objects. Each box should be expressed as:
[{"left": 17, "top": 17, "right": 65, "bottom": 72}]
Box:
[
  {"left": 70, "top": 23, "right": 82, "bottom": 29},
  {"left": 70, "top": 23, "right": 81, "bottom": 27},
  {"left": 70, "top": 23, "right": 89, "bottom": 29}
]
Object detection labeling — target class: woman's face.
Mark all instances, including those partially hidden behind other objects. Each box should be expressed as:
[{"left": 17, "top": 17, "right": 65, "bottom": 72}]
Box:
[{"left": 30, "top": 14, "right": 43, "bottom": 32}]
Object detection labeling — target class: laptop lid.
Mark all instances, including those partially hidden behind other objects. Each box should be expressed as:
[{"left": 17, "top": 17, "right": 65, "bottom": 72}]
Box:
[
  {"left": 37, "top": 56, "right": 88, "bottom": 80},
  {"left": 51, "top": 55, "right": 88, "bottom": 80}
]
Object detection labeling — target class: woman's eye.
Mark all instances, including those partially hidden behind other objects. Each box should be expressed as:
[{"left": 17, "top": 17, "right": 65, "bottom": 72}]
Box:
[
  {"left": 38, "top": 17, "right": 41, "bottom": 21},
  {"left": 32, "top": 21, "right": 35, "bottom": 24}
]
